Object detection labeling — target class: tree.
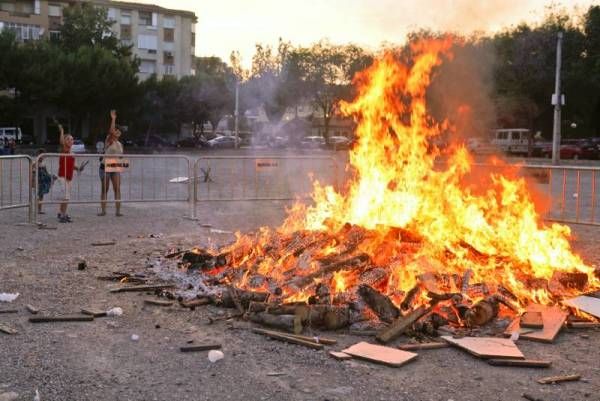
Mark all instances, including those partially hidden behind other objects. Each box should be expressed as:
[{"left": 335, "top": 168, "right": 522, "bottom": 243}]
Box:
[
  {"left": 289, "top": 42, "right": 372, "bottom": 143},
  {"left": 59, "top": 2, "right": 131, "bottom": 58}
]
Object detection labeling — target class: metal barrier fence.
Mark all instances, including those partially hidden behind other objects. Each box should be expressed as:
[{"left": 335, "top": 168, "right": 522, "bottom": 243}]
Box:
[
  {"left": 0, "top": 155, "right": 33, "bottom": 220},
  {"left": 3, "top": 153, "right": 600, "bottom": 227},
  {"left": 34, "top": 153, "right": 193, "bottom": 222},
  {"left": 192, "top": 155, "right": 339, "bottom": 216}
]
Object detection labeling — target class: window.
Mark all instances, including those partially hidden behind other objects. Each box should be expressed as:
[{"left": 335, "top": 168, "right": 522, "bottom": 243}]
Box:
[
  {"left": 121, "top": 11, "right": 131, "bottom": 25},
  {"left": 120, "top": 25, "right": 131, "bottom": 40},
  {"left": 163, "top": 17, "right": 175, "bottom": 28},
  {"left": 0, "top": 3, "right": 15, "bottom": 12},
  {"left": 48, "top": 5, "right": 61, "bottom": 17},
  {"left": 163, "top": 28, "right": 174, "bottom": 42},
  {"left": 140, "top": 60, "right": 156, "bottom": 74},
  {"left": 107, "top": 7, "right": 117, "bottom": 21},
  {"left": 4, "top": 23, "right": 42, "bottom": 42},
  {"left": 139, "top": 10, "right": 152, "bottom": 26},
  {"left": 164, "top": 65, "right": 174, "bottom": 75},
  {"left": 49, "top": 30, "right": 61, "bottom": 41},
  {"left": 137, "top": 34, "right": 157, "bottom": 50},
  {"left": 191, "top": 32, "right": 195, "bottom": 47},
  {"left": 163, "top": 51, "right": 174, "bottom": 65}
]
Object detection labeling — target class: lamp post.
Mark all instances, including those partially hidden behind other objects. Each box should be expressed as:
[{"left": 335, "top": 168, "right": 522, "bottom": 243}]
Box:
[{"left": 551, "top": 32, "right": 563, "bottom": 165}]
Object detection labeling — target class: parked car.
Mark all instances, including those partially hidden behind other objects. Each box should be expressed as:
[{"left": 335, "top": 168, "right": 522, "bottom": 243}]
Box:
[
  {"left": 538, "top": 141, "right": 582, "bottom": 159},
  {"left": 71, "top": 139, "right": 86, "bottom": 153},
  {"left": 146, "top": 135, "right": 175, "bottom": 148},
  {"left": 207, "top": 135, "right": 239, "bottom": 149},
  {"left": 268, "top": 136, "right": 289, "bottom": 149},
  {"left": 328, "top": 136, "right": 351, "bottom": 150},
  {"left": 490, "top": 128, "right": 530, "bottom": 155},
  {"left": 578, "top": 138, "right": 600, "bottom": 159},
  {"left": 300, "top": 136, "right": 326, "bottom": 149}
]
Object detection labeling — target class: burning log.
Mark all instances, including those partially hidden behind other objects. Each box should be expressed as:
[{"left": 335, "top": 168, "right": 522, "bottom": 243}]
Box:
[
  {"left": 358, "top": 284, "right": 400, "bottom": 323},
  {"left": 210, "top": 289, "right": 269, "bottom": 309},
  {"left": 309, "top": 283, "right": 331, "bottom": 304},
  {"left": 294, "top": 304, "right": 350, "bottom": 330},
  {"left": 465, "top": 296, "right": 499, "bottom": 327},
  {"left": 400, "top": 285, "right": 421, "bottom": 311},
  {"left": 550, "top": 271, "right": 588, "bottom": 292},
  {"left": 427, "top": 291, "right": 462, "bottom": 303},
  {"left": 461, "top": 269, "right": 472, "bottom": 293},
  {"left": 376, "top": 305, "right": 432, "bottom": 343},
  {"left": 248, "top": 312, "right": 303, "bottom": 334},
  {"left": 359, "top": 268, "right": 388, "bottom": 287},
  {"left": 288, "top": 253, "right": 370, "bottom": 289}
]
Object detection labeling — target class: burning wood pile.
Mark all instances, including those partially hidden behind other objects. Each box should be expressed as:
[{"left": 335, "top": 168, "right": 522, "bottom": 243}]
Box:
[{"left": 153, "top": 37, "right": 600, "bottom": 345}]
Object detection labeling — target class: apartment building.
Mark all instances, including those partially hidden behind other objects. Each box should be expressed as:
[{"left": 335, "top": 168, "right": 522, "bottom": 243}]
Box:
[{"left": 0, "top": 0, "right": 197, "bottom": 79}]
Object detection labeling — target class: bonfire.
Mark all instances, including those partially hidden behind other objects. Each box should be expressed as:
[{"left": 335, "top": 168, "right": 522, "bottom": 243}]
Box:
[{"left": 161, "top": 37, "right": 599, "bottom": 341}]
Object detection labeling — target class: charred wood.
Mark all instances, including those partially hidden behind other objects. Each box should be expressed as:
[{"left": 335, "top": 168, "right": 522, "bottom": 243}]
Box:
[
  {"left": 358, "top": 284, "right": 400, "bottom": 323},
  {"left": 288, "top": 253, "right": 370, "bottom": 289},
  {"left": 376, "top": 305, "right": 432, "bottom": 343},
  {"left": 465, "top": 296, "right": 499, "bottom": 326},
  {"left": 400, "top": 285, "right": 421, "bottom": 311},
  {"left": 248, "top": 312, "right": 303, "bottom": 334}
]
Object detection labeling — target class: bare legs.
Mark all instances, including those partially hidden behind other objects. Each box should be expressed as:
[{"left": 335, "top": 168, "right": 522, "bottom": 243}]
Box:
[
  {"left": 111, "top": 173, "right": 122, "bottom": 216},
  {"left": 99, "top": 173, "right": 121, "bottom": 216}
]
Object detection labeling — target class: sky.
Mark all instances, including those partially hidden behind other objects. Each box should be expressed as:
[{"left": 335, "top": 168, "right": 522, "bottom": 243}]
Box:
[{"left": 126, "top": 0, "right": 596, "bottom": 67}]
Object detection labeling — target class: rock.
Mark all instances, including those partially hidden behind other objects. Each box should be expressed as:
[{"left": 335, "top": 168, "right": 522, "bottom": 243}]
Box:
[{"left": 0, "top": 392, "right": 19, "bottom": 401}]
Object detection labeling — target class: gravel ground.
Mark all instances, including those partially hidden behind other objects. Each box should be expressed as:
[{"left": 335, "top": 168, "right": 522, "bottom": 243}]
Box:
[{"left": 1, "top": 183, "right": 600, "bottom": 400}]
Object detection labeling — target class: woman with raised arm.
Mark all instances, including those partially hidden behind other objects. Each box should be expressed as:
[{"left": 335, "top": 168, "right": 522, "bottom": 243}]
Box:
[
  {"left": 57, "top": 122, "right": 83, "bottom": 223},
  {"left": 99, "top": 110, "right": 124, "bottom": 216}
]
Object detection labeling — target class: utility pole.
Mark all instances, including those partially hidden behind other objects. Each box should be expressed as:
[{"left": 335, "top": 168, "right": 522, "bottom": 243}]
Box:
[
  {"left": 234, "top": 81, "right": 239, "bottom": 149},
  {"left": 551, "top": 32, "right": 563, "bottom": 165}
]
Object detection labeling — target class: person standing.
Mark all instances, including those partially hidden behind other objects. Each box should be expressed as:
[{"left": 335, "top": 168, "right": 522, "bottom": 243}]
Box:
[
  {"left": 34, "top": 148, "right": 53, "bottom": 214},
  {"left": 57, "top": 122, "right": 83, "bottom": 223},
  {"left": 99, "top": 110, "right": 124, "bottom": 216}
]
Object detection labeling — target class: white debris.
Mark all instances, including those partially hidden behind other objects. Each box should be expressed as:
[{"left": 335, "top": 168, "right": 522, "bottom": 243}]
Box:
[
  {"left": 208, "top": 350, "right": 224, "bottom": 363},
  {"left": 0, "top": 293, "right": 19, "bottom": 303},
  {"left": 33, "top": 389, "right": 41, "bottom": 401},
  {"left": 131, "top": 334, "right": 140, "bottom": 341},
  {"left": 573, "top": 193, "right": 579, "bottom": 198},
  {"left": 106, "top": 307, "right": 123, "bottom": 317}
]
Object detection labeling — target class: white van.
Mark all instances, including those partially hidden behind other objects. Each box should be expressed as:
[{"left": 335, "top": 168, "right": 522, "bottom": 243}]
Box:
[
  {"left": 0, "top": 127, "right": 22, "bottom": 143},
  {"left": 490, "top": 128, "right": 530, "bottom": 154}
]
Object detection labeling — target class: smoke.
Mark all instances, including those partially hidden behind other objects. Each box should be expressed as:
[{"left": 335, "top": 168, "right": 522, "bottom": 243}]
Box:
[{"left": 425, "top": 38, "right": 497, "bottom": 142}]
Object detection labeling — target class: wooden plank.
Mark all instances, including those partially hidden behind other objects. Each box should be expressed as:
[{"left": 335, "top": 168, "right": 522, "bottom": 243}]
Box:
[
  {"left": 329, "top": 351, "right": 352, "bottom": 360},
  {"left": 563, "top": 296, "right": 600, "bottom": 319},
  {"left": 144, "top": 299, "right": 173, "bottom": 307},
  {"left": 341, "top": 342, "right": 418, "bottom": 367},
  {"left": 91, "top": 241, "right": 116, "bottom": 246},
  {"left": 109, "top": 284, "right": 174, "bottom": 293},
  {"left": 487, "top": 359, "right": 551, "bottom": 368},
  {"left": 441, "top": 336, "right": 524, "bottom": 359},
  {"left": 520, "top": 312, "right": 543, "bottom": 329},
  {"left": 376, "top": 305, "right": 430, "bottom": 343},
  {"left": 398, "top": 342, "right": 449, "bottom": 351},
  {"left": 180, "top": 298, "right": 211, "bottom": 308},
  {"left": 568, "top": 322, "right": 600, "bottom": 329},
  {"left": 180, "top": 344, "right": 222, "bottom": 352},
  {"left": 25, "top": 305, "right": 39, "bottom": 314},
  {"left": 81, "top": 308, "right": 107, "bottom": 317},
  {"left": 30, "top": 315, "right": 94, "bottom": 323},
  {"left": 0, "top": 309, "right": 18, "bottom": 314},
  {"left": 0, "top": 323, "right": 18, "bottom": 334},
  {"left": 505, "top": 305, "right": 568, "bottom": 343},
  {"left": 537, "top": 374, "right": 581, "bottom": 384},
  {"left": 252, "top": 328, "right": 324, "bottom": 350}
]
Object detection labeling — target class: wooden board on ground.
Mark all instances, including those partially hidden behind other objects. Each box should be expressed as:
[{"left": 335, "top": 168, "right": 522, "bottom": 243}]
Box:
[
  {"left": 441, "top": 336, "right": 524, "bottom": 360},
  {"left": 521, "top": 311, "right": 544, "bottom": 329},
  {"left": 329, "top": 351, "right": 352, "bottom": 360},
  {"left": 487, "top": 359, "right": 551, "bottom": 368},
  {"left": 341, "top": 342, "right": 418, "bottom": 367},
  {"left": 504, "top": 305, "right": 568, "bottom": 343},
  {"left": 562, "top": 296, "right": 600, "bottom": 319},
  {"left": 81, "top": 308, "right": 107, "bottom": 317}
]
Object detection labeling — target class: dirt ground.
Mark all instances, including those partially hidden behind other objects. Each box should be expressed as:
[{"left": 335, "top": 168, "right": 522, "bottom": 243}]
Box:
[{"left": 1, "top": 202, "right": 600, "bottom": 401}]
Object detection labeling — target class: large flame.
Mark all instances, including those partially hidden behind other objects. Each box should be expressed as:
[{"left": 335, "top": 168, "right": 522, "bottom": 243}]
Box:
[{"left": 218, "top": 37, "right": 598, "bottom": 310}]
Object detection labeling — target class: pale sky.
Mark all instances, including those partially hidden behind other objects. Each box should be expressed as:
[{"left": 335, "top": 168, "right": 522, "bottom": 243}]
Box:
[{"left": 127, "top": 0, "right": 596, "bottom": 67}]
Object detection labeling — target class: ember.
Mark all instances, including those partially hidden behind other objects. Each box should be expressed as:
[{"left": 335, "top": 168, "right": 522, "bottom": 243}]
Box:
[{"left": 162, "top": 37, "right": 600, "bottom": 339}]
